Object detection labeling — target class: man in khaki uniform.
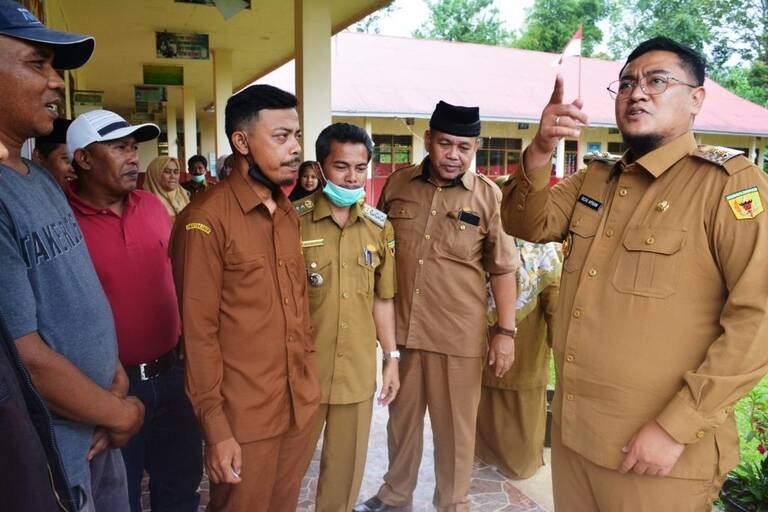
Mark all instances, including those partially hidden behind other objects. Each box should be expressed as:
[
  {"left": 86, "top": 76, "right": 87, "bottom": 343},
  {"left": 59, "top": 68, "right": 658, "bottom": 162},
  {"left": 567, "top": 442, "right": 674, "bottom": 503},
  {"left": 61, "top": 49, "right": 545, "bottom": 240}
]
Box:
[
  {"left": 475, "top": 213, "right": 561, "bottom": 479},
  {"left": 171, "top": 85, "right": 319, "bottom": 512},
  {"left": 356, "top": 102, "right": 519, "bottom": 512},
  {"left": 502, "top": 37, "right": 768, "bottom": 511},
  {"left": 295, "top": 123, "right": 400, "bottom": 511}
]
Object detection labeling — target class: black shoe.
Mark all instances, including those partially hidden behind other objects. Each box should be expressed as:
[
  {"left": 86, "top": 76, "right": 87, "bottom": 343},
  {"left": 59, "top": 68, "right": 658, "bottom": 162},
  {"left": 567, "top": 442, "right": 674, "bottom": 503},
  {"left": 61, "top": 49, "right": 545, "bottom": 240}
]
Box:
[{"left": 352, "top": 496, "right": 410, "bottom": 512}]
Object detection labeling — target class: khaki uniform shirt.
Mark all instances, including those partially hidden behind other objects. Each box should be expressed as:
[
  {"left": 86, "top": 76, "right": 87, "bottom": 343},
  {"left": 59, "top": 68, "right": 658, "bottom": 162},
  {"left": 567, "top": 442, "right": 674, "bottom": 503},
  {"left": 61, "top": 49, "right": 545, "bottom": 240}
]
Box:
[
  {"left": 295, "top": 191, "right": 396, "bottom": 405},
  {"left": 501, "top": 132, "right": 768, "bottom": 479},
  {"left": 170, "top": 170, "right": 319, "bottom": 445},
  {"left": 379, "top": 159, "right": 519, "bottom": 357}
]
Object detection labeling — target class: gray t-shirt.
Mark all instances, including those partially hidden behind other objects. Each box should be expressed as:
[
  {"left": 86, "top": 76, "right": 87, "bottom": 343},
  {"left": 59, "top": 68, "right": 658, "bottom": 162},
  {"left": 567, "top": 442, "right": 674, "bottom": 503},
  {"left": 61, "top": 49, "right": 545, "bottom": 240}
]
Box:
[{"left": 0, "top": 161, "right": 117, "bottom": 494}]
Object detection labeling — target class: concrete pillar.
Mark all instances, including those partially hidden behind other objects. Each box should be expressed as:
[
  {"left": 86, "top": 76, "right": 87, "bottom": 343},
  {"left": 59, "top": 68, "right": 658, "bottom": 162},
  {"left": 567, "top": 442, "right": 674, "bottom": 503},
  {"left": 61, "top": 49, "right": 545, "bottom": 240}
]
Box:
[
  {"left": 364, "top": 117, "right": 373, "bottom": 179},
  {"left": 183, "top": 86, "right": 198, "bottom": 166},
  {"left": 64, "top": 70, "right": 72, "bottom": 119},
  {"left": 576, "top": 136, "right": 587, "bottom": 172},
  {"left": 166, "top": 103, "right": 178, "bottom": 158},
  {"left": 757, "top": 138, "right": 765, "bottom": 170},
  {"left": 213, "top": 48, "right": 233, "bottom": 159},
  {"left": 295, "top": 0, "right": 331, "bottom": 161},
  {"left": 749, "top": 136, "right": 758, "bottom": 164},
  {"left": 555, "top": 138, "right": 566, "bottom": 178}
]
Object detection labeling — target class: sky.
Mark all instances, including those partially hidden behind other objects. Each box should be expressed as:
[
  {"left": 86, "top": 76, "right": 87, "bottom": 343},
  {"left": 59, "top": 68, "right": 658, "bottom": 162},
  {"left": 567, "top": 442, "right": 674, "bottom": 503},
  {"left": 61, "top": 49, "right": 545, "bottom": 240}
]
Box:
[{"left": 374, "top": 0, "right": 536, "bottom": 38}]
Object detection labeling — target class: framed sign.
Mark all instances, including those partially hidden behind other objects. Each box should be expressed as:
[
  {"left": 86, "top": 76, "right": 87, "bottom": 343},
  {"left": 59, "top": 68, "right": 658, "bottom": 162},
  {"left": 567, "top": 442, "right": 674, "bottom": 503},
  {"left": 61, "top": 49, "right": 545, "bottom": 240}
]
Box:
[
  {"left": 143, "top": 65, "right": 184, "bottom": 86},
  {"left": 156, "top": 32, "right": 209, "bottom": 60}
]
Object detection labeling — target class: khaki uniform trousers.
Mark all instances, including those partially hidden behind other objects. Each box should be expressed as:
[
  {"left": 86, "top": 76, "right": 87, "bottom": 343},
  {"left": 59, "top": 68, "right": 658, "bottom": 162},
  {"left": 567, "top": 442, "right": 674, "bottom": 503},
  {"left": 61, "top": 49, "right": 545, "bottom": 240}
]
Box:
[
  {"left": 551, "top": 422, "right": 725, "bottom": 512},
  {"left": 300, "top": 398, "right": 374, "bottom": 512},
  {"left": 208, "top": 419, "right": 314, "bottom": 512},
  {"left": 377, "top": 348, "right": 483, "bottom": 512},
  {"left": 475, "top": 386, "right": 547, "bottom": 479}
]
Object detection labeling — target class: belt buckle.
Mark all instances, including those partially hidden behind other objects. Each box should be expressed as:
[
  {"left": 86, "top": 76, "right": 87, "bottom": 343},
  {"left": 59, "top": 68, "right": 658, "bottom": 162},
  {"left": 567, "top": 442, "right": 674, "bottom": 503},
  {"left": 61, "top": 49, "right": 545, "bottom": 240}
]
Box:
[{"left": 139, "top": 363, "right": 149, "bottom": 381}]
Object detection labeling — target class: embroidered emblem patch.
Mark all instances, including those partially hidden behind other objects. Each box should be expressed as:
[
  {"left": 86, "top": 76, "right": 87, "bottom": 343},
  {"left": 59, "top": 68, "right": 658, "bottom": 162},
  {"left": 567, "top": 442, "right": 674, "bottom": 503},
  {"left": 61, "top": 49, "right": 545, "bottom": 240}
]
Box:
[
  {"left": 386, "top": 238, "right": 396, "bottom": 256},
  {"left": 725, "top": 187, "right": 764, "bottom": 220},
  {"left": 185, "top": 222, "right": 211, "bottom": 235}
]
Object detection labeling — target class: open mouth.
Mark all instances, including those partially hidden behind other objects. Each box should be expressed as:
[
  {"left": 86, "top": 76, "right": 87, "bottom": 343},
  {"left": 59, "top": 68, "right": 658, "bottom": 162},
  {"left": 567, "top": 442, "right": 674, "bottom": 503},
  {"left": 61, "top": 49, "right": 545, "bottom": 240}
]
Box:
[
  {"left": 626, "top": 107, "right": 648, "bottom": 120},
  {"left": 44, "top": 99, "right": 61, "bottom": 117},
  {"left": 124, "top": 171, "right": 139, "bottom": 179}
]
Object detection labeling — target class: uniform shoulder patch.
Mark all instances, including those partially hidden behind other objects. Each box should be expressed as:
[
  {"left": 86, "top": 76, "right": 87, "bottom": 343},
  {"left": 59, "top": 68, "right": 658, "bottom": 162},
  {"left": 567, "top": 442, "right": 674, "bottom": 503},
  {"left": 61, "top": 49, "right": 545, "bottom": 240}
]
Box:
[
  {"left": 693, "top": 145, "right": 750, "bottom": 175},
  {"left": 725, "top": 186, "right": 764, "bottom": 220},
  {"left": 361, "top": 203, "right": 387, "bottom": 228},
  {"left": 185, "top": 222, "right": 212, "bottom": 235},
  {"left": 583, "top": 152, "right": 621, "bottom": 165},
  {"left": 293, "top": 198, "right": 314, "bottom": 216}
]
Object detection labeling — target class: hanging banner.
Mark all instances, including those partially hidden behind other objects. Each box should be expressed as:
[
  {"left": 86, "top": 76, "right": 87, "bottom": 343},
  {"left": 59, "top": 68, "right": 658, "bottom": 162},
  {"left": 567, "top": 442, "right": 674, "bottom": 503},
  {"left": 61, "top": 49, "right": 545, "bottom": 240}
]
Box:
[{"left": 156, "top": 32, "right": 210, "bottom": 60}]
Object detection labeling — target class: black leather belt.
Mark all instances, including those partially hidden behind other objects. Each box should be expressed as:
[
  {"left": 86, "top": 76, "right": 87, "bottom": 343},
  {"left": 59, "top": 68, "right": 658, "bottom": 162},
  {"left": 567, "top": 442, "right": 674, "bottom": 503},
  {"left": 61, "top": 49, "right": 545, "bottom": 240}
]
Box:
[{"left": 126, "top": 350, "right": 175, "bottom": 381}]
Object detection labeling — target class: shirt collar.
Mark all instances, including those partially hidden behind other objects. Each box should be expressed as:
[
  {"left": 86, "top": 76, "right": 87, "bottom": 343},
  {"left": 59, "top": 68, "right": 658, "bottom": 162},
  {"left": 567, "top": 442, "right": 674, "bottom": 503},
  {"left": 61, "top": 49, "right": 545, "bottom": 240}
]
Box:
[
  {"left": 412, "top": 157, "right": 475, "bottom": 190},
  {"left": 618, "top": 132, "right": 697, "bottom": 179},
  {"left": 230, "top": 168, "right": 291, "bottom": 214},
  {"left": 66, "top": 186, "right": 139, "bottom": 217}
]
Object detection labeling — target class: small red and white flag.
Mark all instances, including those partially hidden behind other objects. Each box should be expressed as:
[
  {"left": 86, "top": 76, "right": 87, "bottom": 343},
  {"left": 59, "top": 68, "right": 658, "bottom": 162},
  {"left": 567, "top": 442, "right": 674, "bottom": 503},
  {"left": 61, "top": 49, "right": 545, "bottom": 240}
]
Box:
[{"left": 552, "top": 26, "right": 582, "bottom": 67}]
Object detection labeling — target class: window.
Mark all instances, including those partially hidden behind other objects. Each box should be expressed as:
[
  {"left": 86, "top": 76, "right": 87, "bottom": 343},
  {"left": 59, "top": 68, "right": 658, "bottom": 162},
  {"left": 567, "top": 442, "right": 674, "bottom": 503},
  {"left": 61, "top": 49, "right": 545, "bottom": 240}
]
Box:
[
  {"left": 565, "top": 140, "right": 578, "bottom": 175},
  {"left": 476, "top": 138, "right": 522, "bottom": 176},
  {"left": 607, "top": 142, "right": 626, "bottom": 154},
  {"left": 373, "top": 135, "right": 412, "bottom": 178}
]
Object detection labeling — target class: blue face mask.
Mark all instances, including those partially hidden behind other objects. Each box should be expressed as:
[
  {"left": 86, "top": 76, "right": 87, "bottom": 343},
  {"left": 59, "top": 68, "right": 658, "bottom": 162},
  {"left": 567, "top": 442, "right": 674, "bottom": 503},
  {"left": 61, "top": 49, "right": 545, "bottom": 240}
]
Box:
[
  {"left": 323, "top": 179, "right": 365, "bottom": 207},
  {"left": 191, "top": 174, "right": 206, "bottom": 184}
]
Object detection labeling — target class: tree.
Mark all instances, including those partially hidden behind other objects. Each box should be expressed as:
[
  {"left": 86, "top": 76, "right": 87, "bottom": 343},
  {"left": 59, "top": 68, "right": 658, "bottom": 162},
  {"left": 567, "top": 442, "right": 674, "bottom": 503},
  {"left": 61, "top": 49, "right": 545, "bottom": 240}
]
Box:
[
  {"left": 413, "top": 0, "right": 512, "bottom": 46},
  {"left": 513, "top": 0, "right": 609, "bottom": 57},
  {"left": 352, "top": 3, "right": 398, "bottom": 34}
]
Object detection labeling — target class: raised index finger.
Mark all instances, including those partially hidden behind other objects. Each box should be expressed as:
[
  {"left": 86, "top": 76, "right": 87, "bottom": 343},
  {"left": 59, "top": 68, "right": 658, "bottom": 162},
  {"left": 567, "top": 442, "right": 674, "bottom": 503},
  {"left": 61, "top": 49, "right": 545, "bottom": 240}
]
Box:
[{"left": 549, "top": 74, "right": 564, "bottom": 105}]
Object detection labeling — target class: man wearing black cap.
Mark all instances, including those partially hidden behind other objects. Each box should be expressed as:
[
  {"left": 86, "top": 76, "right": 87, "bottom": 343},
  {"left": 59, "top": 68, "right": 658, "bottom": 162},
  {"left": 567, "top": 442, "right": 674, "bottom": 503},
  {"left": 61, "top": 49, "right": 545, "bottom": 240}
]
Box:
[
  {"left": 356, "top": 101, "right": 519, "bottom": 512},
  {"left": 0, "top": 2, "right": 144, "bottom": 511},
  {"left": 33, "top": 117, "right": 75, "bottom": 188}
]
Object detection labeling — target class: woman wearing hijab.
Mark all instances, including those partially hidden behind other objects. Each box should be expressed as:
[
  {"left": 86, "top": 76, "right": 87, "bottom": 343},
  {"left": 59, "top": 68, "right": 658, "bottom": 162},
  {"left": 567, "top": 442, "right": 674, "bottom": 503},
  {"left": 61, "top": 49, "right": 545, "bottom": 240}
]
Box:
[
  {"left": 143, "top": 156, "right": 190, "bottom": 221},
  {"left": 289, "top": 160, "right": 324, "bottom": 202}
]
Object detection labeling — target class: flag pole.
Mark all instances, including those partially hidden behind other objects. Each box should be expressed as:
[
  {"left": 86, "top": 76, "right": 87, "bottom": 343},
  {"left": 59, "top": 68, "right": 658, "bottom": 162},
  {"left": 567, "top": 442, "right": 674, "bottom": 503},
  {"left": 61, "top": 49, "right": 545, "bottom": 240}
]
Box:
[{"left": 579, "top": 53, "right": 582, "bottom": 99}]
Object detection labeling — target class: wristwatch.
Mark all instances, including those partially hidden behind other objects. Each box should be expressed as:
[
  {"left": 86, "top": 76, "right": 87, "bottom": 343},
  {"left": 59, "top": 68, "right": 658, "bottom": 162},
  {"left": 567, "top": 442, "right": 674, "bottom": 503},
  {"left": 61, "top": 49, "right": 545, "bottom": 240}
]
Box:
[
  {"left": 494, "top": 324, "right": 518, "bottom": 338},
  {"left": 382, "top": 350, "right": 401, "bottom": 361}
]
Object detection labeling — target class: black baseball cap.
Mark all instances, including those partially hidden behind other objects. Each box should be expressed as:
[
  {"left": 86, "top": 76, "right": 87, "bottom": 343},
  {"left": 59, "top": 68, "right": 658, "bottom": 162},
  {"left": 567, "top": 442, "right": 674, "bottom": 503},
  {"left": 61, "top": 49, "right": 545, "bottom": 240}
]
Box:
[{"left": 0, "top": 1, "right": 94, "bottom": 69}]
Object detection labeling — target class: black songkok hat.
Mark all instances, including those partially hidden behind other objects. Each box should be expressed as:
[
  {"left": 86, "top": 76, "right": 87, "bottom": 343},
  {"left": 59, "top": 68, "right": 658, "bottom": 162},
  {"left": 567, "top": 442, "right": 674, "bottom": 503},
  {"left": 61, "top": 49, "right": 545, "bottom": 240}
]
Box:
[
  {"left": 429, "top": 100, "right": 481, "bottom": 137},
  {"left": 35, "top": 118, "right": 71, "bottom": 145}
]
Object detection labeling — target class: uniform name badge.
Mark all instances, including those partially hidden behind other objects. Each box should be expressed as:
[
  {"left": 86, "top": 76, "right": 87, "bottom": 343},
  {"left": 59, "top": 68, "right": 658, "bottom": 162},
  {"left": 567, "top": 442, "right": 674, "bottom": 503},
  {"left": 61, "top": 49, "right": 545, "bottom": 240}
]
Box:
[
  {"left": 301, "top": 238, "right": 325, "bottom": 248},
  {"left": 725, "top": 186, "right": 764, "bottom": 220}
]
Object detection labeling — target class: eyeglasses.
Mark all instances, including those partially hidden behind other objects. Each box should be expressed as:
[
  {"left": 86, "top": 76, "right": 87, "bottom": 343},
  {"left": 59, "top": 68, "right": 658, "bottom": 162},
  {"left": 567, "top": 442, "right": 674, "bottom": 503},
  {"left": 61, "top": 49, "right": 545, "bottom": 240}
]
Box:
[{"left": 607, "top": 73, "right": 699, "bottom": 100}]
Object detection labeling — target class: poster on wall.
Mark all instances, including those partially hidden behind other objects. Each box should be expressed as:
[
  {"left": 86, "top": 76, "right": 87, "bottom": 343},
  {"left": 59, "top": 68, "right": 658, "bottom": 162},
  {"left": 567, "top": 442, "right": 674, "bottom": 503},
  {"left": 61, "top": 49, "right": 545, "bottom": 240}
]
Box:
[
  {"left": 156, "top": 32, "right": 209, "bottom": 60},
  {"left": 73, "top": 90, "right": 104, "bottom": 117},
  {"left": 135, "top": 85, "right": 166, "bottom": 114},
  {"left": 143, "top": 65, "right": 184, "bottom": 86}
]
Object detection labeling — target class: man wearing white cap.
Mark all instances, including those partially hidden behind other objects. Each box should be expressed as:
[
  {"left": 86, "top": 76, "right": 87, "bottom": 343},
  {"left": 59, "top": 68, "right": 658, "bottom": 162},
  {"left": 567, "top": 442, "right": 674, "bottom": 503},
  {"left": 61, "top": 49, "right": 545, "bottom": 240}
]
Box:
[
  {"left": 67, "top": 109, "right": 203, "bottom": 512},
  {"left": 0, "top": 2, "right": 144, "bottom": 511}
]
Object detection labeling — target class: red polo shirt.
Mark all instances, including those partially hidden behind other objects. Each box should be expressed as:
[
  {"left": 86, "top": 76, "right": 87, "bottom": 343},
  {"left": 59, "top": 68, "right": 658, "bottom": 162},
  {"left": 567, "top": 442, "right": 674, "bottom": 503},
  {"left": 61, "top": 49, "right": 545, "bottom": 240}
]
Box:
[{"left": 68, "top": 189, "right": 180, "bottom": 366}]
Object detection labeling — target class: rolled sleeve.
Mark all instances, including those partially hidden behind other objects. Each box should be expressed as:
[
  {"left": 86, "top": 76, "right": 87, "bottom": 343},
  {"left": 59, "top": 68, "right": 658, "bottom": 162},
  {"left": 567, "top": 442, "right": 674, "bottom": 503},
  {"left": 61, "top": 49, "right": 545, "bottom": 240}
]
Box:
[
  {"left": 170, "top": 209, "right": 232, "bottom": 444},
  {"left": 656, "top": 168, "right": 768, "bottom": 444}
]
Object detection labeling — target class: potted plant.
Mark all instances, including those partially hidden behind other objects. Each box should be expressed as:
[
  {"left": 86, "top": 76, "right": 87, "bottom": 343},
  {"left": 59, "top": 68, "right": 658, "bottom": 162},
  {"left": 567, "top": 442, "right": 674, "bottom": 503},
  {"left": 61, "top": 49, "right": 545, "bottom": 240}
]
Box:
[{"left": 720, "top": 389, "right": 768, "bottom": 512}]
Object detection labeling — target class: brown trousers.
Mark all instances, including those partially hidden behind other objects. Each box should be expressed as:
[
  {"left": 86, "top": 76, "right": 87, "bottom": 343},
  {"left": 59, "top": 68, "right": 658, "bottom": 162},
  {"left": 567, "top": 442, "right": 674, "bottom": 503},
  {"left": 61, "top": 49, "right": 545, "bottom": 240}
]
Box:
[
  {"left": 300, "top": 398, "right": 374, "bottom": 512},
  {"left": 475, "top": 385, "right": 547, "bottom": 479},
  {"left": 377, "top": 349, "right": 483, "bottom": 512},
  {"left": 208, "top": 420, "right": 314, "bottom": 512},
  {"left": 551, "top": 422, "right": 725, "bottom": 512}
]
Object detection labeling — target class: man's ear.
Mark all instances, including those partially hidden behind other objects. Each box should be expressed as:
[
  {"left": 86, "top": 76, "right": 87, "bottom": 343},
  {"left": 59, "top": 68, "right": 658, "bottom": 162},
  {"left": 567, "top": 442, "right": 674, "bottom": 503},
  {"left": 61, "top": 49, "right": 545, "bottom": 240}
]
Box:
[
  {"left": 690, "top": 86, "right": 706, "bottom": 115},
  {"left": 73, "top": 148, "right": 91, "bottom": 172},
  {"left": 230, "top": 131, "right": 250, "bottom": 157},
  {"left": 423, "top": 129, "right": 432, "bottom": 151}
]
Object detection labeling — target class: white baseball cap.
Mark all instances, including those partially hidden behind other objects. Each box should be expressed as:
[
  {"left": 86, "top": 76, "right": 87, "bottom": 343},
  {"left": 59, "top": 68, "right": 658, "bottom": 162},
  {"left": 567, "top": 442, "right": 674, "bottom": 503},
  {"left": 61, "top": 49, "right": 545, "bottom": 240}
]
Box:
[{"left": 67, "top": 109, "right": 160, "bottom": 159}]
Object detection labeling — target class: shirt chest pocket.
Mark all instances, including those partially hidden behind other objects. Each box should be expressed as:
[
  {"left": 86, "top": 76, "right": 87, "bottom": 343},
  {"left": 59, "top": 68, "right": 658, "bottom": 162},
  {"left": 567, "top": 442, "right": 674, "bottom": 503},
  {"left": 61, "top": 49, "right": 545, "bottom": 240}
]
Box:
[
  {"left": 612, "top": 227, "right": 687, "bottom": 299},
  {"left": 443, "top": 210, "right": 483, "bottom": 260},
  {"left": 563, "top": 214, "right": 600, "bottom": 274},
  {"left": 387, "top": 200, "right": 418, "bottom": 242},
  {"left": 306, "top": 259, "right": 331, "bottom": 300},
  {"left": 357, "top": 251, "right": 381, "bottom": 296}
]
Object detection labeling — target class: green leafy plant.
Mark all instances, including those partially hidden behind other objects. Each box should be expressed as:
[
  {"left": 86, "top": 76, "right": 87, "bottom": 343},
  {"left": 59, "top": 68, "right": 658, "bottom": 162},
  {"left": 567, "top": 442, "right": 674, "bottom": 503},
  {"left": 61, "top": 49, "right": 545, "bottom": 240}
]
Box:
[{"left": 721, "top": 389, "right": 768, "bottom": 511}]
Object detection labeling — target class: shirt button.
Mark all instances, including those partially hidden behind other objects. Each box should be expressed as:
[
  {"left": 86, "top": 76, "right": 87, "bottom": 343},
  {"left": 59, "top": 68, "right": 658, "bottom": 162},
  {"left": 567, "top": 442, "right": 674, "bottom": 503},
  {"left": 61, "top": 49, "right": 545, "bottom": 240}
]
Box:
[
  {"left": 418, "top": 259, "right": 424, "bottom": 265},
  {"left": 337, "top": 352, "right": 344, "bottom": 358},
  {"left": 288, "top": 335, "right": 294, "bottom": 341},
  {"left": 431, "top": 210, "right": 437, "bottom": 216},
  {"left": 566, "top": 393, "right": 574, "bottom": 401},
  {"left": 573, "top": 309, "right": 582, "bottom": 318},
  {"left": 696, "top": 430, "right": 705, "bottom": 439},
  {"left": 459, "top": 225, "right": 466, "bottom": 231},
  {"left": 278, "top": 260, "right": 284, "bottom": 267},
  {"left": 725, "top": 406, "right": 733, "bottom": 415},
  {"left": 646, "top": 236, "right": 655, "bottom": 245},
  {"left": 341, "top": 262, "right": 347, "bottom": 269},
  {"left": 415, "top": 288, "right": 421, "bottom": 295},
  {"left": 437, "top": 187, "right": 443, "bottom": 192},
  {"left": 340, "top": 322, "right": 348, "bottom": 329},
  {"left": 516, "top": 204, "right": 524, "bottom": 211},
  {"left": 619, "top": 187, "right": 628, "bottom": 197},
  {"left": 342, "top": 292, "right": 349, "bottom": 299},
  {"left": 605, "top": 228, "right": 614, "bottom": 237},
  {"left": 425, "top": 234, "right": 431, "bottom": 240},
  {"left": 587, "top": 269, "right": 597, "bottom": 277},
  {"left": 566, "top": 354, "right": 575, "bottom": 362},
  {"left": 283, "top": 297, "right": 289, "bottom": 304}
]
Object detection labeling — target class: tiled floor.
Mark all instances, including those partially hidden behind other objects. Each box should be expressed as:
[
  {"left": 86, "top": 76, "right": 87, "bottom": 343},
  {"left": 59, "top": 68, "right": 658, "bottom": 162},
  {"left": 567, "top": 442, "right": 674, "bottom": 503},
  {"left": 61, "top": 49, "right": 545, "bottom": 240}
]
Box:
[{"left": 143, "top": 403, "right": 551, "bottom": 511}]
